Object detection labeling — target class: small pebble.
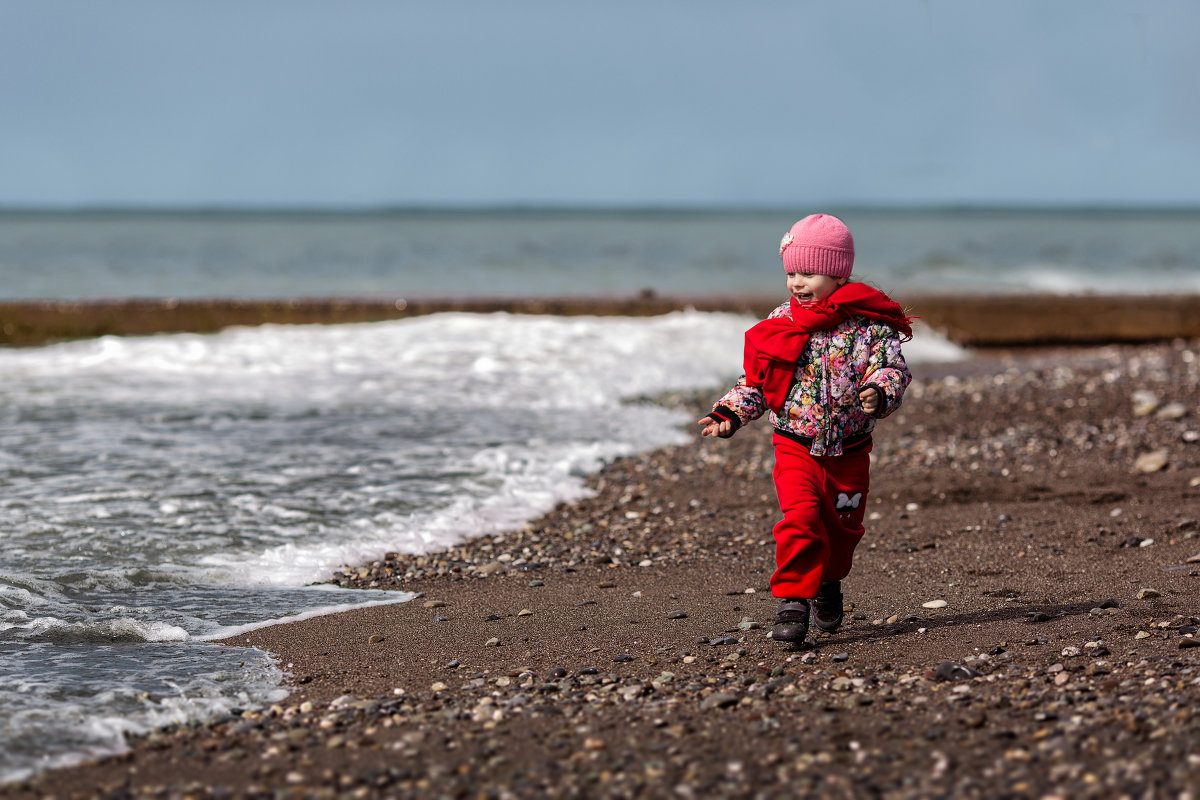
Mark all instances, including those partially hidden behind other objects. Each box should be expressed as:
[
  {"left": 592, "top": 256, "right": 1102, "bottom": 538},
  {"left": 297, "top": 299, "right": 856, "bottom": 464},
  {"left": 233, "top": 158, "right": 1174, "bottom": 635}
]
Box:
[
  {"left": 1134, "top": 450, "right": 1169, "bottom": 474},
  {"left": 1131, "top": 391, "right": 1159, "bottom": 417},
  {"left": 1157, "top": 402, "right": 1187, "bottom": 420},
  {"left": 700, "top": 692, "right": 739, "bottom": 710},
  {"left": 934, "top": 661, "right": 980, "bottom": 682}
]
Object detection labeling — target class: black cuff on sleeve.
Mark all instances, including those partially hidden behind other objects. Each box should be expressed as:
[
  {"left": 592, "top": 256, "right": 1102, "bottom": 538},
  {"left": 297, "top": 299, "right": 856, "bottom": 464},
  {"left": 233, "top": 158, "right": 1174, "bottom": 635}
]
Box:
[
  {"left": 862, "top": 384, "right": 888, "bottom": 417},
  {"left": 710, "top": 405, "right": 742, "bottom": 437}
]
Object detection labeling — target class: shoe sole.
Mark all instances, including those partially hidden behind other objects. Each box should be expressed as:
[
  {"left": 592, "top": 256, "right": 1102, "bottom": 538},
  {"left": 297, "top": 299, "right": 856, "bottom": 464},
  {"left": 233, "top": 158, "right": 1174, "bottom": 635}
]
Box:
[{"left": 769, "top": 628, "right": 808, "bottom": 643}]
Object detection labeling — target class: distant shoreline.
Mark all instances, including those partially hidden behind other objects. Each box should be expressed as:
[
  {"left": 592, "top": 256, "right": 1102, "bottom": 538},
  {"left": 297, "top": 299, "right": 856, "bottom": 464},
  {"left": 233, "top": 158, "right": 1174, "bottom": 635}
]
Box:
[
  {"left": 3, "top": 203, "right": 1200, "bottom": 216},
  {"left": 2, "top": 293, "right": 1198, "bottom": 348}
]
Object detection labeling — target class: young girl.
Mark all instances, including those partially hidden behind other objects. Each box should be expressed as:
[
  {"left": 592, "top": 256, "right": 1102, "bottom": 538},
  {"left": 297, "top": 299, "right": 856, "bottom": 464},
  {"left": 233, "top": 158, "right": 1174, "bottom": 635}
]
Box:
[{"left": 698, "top": 214, "right": 912, "bottom": 644}]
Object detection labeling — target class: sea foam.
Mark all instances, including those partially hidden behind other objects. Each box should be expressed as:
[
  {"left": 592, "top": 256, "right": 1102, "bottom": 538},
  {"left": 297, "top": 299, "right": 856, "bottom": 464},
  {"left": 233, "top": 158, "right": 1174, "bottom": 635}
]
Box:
[{"left": 0, "top": 310, "right": 964, "bottom": 783}]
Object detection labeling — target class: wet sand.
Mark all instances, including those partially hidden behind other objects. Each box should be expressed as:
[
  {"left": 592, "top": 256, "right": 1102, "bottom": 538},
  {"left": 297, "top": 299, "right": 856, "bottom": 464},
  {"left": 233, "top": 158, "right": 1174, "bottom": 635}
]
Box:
[
  {"left": 7, "top": 330, "right": 1200, "bottom": 798},
  {"left": 3, "top": 293, "right": 1200, "bottom": 347}
]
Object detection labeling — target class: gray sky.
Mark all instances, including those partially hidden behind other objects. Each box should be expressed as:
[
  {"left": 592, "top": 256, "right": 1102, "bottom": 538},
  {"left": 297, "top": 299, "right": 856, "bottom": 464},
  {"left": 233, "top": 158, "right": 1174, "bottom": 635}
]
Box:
[{"left": 2, "top": 0, "right": 1198, "bottom": 208}]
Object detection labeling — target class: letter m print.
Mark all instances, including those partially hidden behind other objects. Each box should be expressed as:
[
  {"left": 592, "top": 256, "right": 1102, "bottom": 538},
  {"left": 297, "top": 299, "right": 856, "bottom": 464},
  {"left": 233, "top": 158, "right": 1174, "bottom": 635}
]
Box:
[{"left": 836, "top": 492, "right": 862, "bottom": 511}]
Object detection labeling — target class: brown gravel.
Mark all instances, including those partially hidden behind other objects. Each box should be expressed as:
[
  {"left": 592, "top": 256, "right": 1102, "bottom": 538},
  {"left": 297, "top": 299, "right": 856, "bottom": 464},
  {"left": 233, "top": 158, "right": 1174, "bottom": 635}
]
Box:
[{"left": 8, "top": 340, "right": 1200, "bottom": 799}]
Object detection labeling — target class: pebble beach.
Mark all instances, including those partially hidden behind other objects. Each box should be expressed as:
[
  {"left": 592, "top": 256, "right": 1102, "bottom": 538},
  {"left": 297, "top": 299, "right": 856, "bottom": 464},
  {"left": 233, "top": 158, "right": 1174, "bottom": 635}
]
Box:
[{"left": 8, "top": 332, "right": 1200, "bottom": 799}]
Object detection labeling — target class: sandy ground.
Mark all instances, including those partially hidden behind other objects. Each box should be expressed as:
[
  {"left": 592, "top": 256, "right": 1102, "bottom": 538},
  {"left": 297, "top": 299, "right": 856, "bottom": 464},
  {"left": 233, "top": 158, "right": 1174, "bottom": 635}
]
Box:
[{"left": 7, "top": 339, "right": 1200, "bottom": 799}]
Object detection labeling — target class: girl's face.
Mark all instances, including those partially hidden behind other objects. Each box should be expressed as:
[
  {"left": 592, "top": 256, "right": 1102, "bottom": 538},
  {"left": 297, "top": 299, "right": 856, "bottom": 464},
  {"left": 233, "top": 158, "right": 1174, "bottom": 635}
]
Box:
[{"left": 786, "top": 271, "right": 847, "bottom": 303}]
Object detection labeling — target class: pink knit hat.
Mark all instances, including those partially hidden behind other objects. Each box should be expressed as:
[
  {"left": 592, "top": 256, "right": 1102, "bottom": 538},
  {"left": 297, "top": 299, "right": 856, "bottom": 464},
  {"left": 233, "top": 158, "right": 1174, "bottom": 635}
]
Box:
[{"left": 778, "top": 214, "right": 855, "bottom": 278}]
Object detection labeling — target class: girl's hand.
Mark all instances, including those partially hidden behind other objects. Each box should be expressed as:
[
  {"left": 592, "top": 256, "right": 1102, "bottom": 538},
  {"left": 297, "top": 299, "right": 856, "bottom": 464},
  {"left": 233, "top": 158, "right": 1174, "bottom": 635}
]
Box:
[
  {"left": 858, "top": 386, "right": 882, "bottom": 415},
  {"left": 697, "top": 416, "right": 733, "bottom": 438}
]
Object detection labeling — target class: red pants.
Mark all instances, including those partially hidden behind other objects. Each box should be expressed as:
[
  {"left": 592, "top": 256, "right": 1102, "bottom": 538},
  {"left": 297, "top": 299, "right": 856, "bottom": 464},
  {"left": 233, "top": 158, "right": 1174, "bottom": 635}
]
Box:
[{"left": 770, "top": 433, "right": 872, "bottom": 599}]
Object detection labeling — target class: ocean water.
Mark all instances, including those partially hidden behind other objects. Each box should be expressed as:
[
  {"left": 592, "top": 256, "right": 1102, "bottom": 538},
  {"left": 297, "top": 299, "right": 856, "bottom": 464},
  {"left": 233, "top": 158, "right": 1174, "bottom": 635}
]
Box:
[
  {"left": 0, "top": 205, "right": 1191, "bottom": 782},
  {"left": 1, "top": 206, "right": 1199, "bottom": 300}
]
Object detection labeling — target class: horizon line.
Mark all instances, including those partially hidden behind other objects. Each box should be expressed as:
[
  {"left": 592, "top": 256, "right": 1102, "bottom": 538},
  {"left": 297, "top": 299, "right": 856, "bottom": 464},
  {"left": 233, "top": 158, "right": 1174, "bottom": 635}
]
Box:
[{"left": 1, "top": 201, "right": 1199, "bottom": 216}]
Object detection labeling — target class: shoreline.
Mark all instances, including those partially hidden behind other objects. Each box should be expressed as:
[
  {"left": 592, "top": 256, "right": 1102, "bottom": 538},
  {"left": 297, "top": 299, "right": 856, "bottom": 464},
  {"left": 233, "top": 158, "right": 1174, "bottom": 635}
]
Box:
[
  {"left": 3, "top": 293, "right": 1200, "bottom": 348},
  {"left": 10, "top": 339, "right": 1200, "bottom": 798}
]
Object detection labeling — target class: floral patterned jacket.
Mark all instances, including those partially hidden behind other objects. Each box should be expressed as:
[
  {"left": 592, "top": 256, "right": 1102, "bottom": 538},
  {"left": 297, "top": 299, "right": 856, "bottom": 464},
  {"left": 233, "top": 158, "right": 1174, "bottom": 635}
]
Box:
[{"left": 710, "top": 301, "right": 912, "bottom": 456}]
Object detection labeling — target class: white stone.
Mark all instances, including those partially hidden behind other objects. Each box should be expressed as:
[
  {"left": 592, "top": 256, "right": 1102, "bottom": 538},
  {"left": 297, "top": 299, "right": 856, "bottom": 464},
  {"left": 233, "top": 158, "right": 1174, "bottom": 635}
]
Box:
[
  {"left": 1156, "top": 402, "right": 1188, "bottom": 420},
  {"left": 1131, "top": 390, "right": 1159, "bottom": 417},
  {"left": 1133, "top": 450, "right": 1169, "bottom": 474}
]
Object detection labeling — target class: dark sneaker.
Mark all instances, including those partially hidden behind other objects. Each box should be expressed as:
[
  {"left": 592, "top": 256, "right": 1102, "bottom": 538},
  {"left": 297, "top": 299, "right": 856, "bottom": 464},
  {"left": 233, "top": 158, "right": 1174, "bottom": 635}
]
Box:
[
  {"left": 812, "top": 581, "right": 844, "bottom": 633},
  {"left": 771, "top": 599, "right": 810, "bottom": 644}
]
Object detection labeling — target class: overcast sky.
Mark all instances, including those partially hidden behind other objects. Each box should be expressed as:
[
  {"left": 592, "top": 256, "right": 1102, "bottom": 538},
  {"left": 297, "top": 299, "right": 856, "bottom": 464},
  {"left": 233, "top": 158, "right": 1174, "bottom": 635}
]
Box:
[{"left": 2, "top": 1, "right": 1198, "bottom": 208}]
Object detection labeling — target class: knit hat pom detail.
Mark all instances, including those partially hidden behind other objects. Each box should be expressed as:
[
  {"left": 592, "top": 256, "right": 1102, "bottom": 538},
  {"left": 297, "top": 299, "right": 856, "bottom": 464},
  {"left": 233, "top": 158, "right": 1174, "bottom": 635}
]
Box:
[{"left": 779, "top": 214, "right": 855, "bottom": 278}]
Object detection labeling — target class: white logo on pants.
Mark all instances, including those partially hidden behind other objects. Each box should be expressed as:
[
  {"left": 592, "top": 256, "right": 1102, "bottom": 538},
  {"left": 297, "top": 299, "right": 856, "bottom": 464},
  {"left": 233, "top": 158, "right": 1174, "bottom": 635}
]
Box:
[{"left": 836, "top": 492, "right": 862, "bottom": 511}]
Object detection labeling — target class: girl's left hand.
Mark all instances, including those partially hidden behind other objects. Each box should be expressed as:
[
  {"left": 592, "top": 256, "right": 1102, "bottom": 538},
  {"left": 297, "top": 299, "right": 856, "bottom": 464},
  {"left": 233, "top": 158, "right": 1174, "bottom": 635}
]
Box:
[
  {"left": 697, "top": 415, "right": 733, "bottom": 438},
  {"left": 858, "top": 386, "right": 882, "bottom": 415}
]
